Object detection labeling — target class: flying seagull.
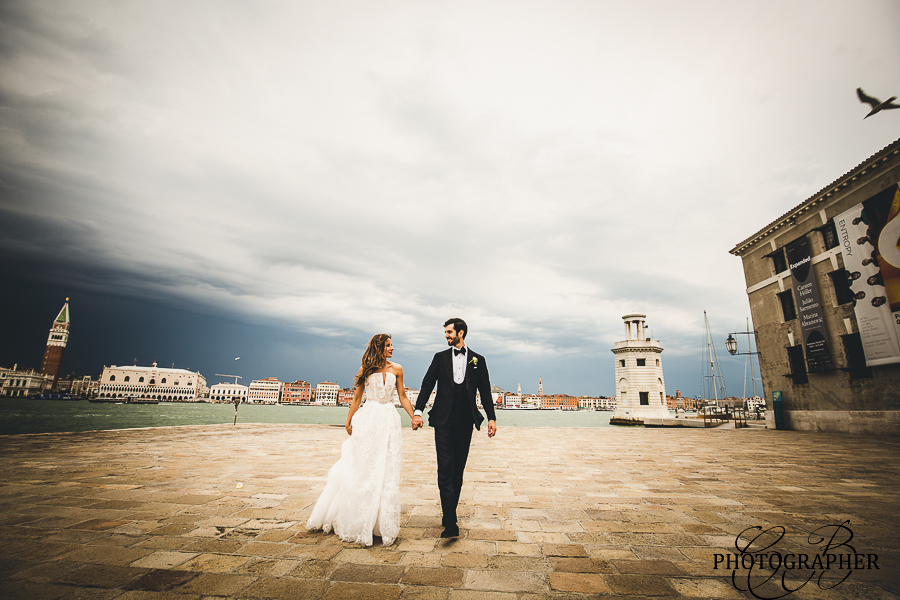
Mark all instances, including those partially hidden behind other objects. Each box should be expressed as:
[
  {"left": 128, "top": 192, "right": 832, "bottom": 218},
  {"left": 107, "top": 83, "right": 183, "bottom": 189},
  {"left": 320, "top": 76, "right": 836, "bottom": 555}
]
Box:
[
  {"left": 234, "top": 357, "right": 240, "bottom": 360},
  {"left": 857, "top": 88, "right": 900, "bottom": 118}
]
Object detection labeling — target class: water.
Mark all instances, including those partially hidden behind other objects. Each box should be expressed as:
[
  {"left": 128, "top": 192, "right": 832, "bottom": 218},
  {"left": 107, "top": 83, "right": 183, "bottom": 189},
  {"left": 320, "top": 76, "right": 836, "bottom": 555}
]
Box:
[{"left": 0, "top": 399, "right": 615, "bottom": 436}]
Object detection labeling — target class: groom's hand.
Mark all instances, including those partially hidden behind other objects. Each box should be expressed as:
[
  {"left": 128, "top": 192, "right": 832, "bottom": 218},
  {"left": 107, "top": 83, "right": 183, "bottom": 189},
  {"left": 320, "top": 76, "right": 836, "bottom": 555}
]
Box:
[
  {"left": 487, "top": 420, "right": 497, "bottom": 438},
  {"left": 411, "top": 415, "right": 424, "bottom": 430}
]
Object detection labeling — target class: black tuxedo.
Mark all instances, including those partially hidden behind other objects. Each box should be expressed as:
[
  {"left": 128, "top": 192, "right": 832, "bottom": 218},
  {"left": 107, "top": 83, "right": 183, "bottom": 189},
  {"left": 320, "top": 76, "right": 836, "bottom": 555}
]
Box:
[{"left": 416, "top": 347, "right": 496, "bottom": 529}]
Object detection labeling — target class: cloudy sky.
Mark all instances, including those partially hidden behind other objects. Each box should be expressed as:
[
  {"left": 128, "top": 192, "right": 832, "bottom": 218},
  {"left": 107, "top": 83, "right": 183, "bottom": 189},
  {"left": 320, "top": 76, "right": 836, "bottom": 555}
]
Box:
[{"left": 2, "top": 0, "right": 899, "bottom": 397}]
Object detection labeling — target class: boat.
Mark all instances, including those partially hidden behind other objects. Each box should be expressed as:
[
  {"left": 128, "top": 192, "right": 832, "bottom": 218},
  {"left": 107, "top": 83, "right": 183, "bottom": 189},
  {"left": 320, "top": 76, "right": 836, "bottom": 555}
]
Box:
[
  {"left": 89, "top": 395, "right": 159, "bottom": 405},
  {"left": 700, "top": 310, "right": 727, "bottom": 407},
  {"left": 31, "top": 393, "right": 81, "bottom": 401}
]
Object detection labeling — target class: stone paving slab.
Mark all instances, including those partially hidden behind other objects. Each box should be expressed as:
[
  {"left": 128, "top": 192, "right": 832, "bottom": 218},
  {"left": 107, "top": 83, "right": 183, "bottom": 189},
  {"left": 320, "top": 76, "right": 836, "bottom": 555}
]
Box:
[{"left": 0, "top": 423, "right": 898, "bottom": 599}]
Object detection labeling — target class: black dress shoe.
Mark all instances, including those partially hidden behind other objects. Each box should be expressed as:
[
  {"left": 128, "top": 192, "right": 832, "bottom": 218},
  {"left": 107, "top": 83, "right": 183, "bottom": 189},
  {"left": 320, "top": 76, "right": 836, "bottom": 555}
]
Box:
[{"left": 440, "top": 526, "right": 460, "bottom": 538}]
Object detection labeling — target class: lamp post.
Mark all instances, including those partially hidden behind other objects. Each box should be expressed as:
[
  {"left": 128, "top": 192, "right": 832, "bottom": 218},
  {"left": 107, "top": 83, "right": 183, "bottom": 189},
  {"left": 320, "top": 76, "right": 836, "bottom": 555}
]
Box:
[{"left": 725, "top": 319, "right": 762, "bottom": 412}]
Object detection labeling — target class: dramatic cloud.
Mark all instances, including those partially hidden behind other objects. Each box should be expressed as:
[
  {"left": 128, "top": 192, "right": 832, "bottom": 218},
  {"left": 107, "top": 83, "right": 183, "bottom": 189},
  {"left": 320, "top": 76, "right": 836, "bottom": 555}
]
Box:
[{"left": 2, "top": 0, "right": 899, "bottom": 395}]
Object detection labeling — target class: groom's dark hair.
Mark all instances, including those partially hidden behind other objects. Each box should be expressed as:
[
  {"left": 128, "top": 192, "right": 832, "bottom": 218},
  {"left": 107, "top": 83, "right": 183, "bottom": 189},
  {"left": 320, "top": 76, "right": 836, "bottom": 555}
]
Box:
[{"left": 444, "top": 318, "right": 467, "bottom": 339}]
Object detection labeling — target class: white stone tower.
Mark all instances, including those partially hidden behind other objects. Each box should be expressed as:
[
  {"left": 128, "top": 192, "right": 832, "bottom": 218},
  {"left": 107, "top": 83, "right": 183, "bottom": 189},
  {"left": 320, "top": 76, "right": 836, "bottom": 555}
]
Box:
[{"left": 612, "top": 313, "right": 668, "bottom": 421}]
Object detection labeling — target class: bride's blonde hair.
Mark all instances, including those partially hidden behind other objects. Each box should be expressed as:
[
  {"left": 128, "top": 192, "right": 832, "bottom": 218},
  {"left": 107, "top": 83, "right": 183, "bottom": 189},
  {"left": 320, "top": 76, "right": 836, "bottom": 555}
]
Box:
[{"left": 356, "top": 333, "right": 391, "bottom": 388}]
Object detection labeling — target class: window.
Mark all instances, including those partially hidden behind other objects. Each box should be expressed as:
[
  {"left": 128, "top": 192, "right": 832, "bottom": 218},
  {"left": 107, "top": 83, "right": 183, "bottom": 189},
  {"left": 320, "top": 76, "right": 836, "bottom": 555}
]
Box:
[
  {"left": 138, "top": 377, "right": 144, "bottom": 383},
  {"left": 124, "top": 376, "right": 130, "bottom": 382},
  {"left": 636, "top": 358, "right": 646, "bottom": 366},
  {"left": 829, "top": 269, "right": 855, "bottom": 305},
  {"left": 656, "top": 359, "right": 660, "bottom": 366},
  {"left": 841, "top": 334, "right": 872, "bottom": 379},
  {"left": 767, "top": 248, "right": 788, "bottom": 274},
  {"left": 778, "top": 290, "right": 797, "bottom": 321},
  {"left": 619, "top": 359, "right": 625, "bottom": 367},
  {"left": 786, "top": 345, "right": 809, "bottom": 384},
  {"left": 639, "top": 392, "right": 649, "bottom": 405},
  {"left": 161, "top": 378, "right": 167, "bottom": 384},
  {"left": 109, "top": 375, "right": 116, "bottom": 381},
  {"left": 819, "top": 221, "right": 839, "bottom": 250}
]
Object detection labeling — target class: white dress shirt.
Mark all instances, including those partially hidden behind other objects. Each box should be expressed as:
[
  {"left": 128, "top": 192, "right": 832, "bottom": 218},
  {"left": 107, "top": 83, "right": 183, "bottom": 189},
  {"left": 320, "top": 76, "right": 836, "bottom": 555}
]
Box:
[{"left": 452, "top": 345, "right": 467, "bottom": 384}]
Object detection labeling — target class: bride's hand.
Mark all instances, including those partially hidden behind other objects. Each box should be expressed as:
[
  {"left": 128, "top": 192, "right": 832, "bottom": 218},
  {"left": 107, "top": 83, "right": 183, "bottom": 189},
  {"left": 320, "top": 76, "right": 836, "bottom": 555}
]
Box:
[{"left": 345, "top": 423, "right": 352, "bottom": 435}]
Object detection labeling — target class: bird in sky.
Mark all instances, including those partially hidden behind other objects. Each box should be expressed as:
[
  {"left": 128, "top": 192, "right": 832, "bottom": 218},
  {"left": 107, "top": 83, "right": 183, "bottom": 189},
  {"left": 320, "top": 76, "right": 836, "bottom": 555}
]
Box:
[
  {"left": 235, "top": 357, "right": 241, "bottom": 360},
  {"left": 857, "top": 88, "right": 900, "bottom": 119}
]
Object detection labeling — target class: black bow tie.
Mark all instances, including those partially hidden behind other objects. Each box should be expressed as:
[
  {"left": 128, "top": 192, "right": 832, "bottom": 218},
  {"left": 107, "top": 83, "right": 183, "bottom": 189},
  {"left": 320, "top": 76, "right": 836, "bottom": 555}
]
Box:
[{"left": 453, "top": 348, "right": 466, "bottom": 356}]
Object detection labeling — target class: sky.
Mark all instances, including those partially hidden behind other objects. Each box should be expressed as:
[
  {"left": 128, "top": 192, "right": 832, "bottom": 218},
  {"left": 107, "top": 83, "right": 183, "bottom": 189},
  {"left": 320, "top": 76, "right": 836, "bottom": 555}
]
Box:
[{"left": 2, "top": 0, "right": 899, "bottom": 398}]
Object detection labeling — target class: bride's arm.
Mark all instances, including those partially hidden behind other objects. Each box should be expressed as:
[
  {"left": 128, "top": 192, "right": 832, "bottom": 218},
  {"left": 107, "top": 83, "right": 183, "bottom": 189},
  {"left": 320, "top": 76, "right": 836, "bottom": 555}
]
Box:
[
  {"left": 393, "top": 365, "right": 416, "bottom": 419},
  {"left": 345, "top": 368, "right": 364, "bottom": 435}
]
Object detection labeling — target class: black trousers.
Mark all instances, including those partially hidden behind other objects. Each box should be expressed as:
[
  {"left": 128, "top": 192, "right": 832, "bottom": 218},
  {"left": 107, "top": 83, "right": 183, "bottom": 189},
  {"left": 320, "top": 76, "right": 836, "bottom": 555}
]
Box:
[{"left": 434, "top": 383, "right": 474, "bottom": 528}]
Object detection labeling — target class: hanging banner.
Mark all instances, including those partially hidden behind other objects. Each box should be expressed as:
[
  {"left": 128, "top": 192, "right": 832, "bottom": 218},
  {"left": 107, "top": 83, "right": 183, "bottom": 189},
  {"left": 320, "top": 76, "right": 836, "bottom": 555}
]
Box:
[
  {"left": 834, "top": 184, "right": 900, "bottom": 366},
  {"left": 785, "top": 235, "right": 833, "bottom": 372}
]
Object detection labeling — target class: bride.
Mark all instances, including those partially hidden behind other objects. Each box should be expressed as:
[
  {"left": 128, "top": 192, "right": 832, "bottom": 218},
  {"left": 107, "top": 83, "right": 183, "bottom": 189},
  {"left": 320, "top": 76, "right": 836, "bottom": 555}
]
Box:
[{"left": 306, "top": 333, "right": 417, "bottom": 546}]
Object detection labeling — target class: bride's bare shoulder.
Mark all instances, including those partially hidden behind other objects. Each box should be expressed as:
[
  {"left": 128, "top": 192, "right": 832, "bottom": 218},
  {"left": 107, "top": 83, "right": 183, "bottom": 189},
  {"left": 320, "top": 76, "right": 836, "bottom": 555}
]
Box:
[{"left": 387, "top": 361, "right": 403, "bottom": 372}]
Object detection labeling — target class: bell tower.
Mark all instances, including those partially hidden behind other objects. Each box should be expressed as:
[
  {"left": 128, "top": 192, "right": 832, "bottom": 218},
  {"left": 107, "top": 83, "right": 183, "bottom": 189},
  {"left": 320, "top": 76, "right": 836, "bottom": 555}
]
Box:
[{"left": 41, "top": 298, "right": 70, "bottom": 388}]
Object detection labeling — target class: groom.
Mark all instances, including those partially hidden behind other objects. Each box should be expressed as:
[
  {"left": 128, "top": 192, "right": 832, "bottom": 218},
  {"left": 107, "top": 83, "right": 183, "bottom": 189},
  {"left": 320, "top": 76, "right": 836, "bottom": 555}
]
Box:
[{"left": 412, "top": 318, "right": 497, "bottom": 538}]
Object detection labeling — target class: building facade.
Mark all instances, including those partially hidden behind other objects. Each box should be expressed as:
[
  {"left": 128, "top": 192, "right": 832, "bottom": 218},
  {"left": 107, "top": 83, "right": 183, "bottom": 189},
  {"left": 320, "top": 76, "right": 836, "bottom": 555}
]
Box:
[
  {"left": 282, "top": 380, "right": 312, "bottom": 404},
  {"left": 209, "top": 382, "right": 249, "bottom": 403},
  {"left": 248, "top": 378, "right": 282, "bottom": 404},
  {"left": 540, "top": 394, "right": 579, "bottom": 410},
  {"left": 97, "top": 363, "right": 207, "bottom": 401},
  {"left": 612, "top": 313, "right": 669, "bottom": 421},
  {"left": 730, "top": 139, "right": 900, "bottom": 434},
  {"left": 315, "top": 381, "right": 339, "bottom": 406},
  {"left": 1, "top": 366, "right": 53, "bottom": 397},
  {"left": 40, "top": 299, "right": 70, "bottom": 388}
]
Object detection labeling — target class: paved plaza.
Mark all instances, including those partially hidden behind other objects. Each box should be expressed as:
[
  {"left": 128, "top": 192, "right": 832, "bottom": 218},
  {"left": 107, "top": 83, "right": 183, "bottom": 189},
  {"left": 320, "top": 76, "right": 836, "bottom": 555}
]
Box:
[{"left": 1, "top": 423, "right": 898, "bottom": 599}]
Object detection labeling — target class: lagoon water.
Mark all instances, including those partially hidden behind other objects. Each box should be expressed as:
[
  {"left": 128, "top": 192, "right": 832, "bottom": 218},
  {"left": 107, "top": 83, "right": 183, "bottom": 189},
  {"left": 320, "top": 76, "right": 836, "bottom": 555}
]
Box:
[{"left": 0, "top": 398, "right": 615, "bottom": 436}]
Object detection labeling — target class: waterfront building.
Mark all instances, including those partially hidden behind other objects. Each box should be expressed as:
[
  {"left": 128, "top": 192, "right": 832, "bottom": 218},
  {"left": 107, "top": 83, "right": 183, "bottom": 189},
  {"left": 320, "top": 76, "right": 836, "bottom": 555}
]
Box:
[
  {"left": 0, "top": 365, "right": 53, "bottom": 397},
  {"left": 282, "top": 380, "right": 312, "bottom": 404},
  {"left": 40, "top": 299, "right": 70, "bottom": 389},
  {"left": 97, "top": 363, "right": 207, "bottom": 401},
  {"left": 209, "top": 382, "right": 248, "bottom": 404},
  {"left": 405, "top": 388, "right": 435, "bottom": 408},
  {"left": 730, "top": 138, "right": 900, "bottom": 434},
  {"left": 540, "top": 394, "right": 579, "bottom": 410},
  {"left": 578, "top": 396, "right": 610, "bottom": 410},
  {"left": 612, "top": 313, "right": 669, "bottom": 421},
  {"left": 504, "top": 393, "right": 522, "bottom": 408},
  {"left": 248, "top": 377, "right": 282, "bottom": 404},
  {"left": 490, "top": 385, "right": 505, "bottom": 406},
  {"left": 315, "top": 381, "right": 339, "bottom": 406},
  {"left": 56, "top": 374, "right": 98, "bottom": 398},
  {"left": 338, "top": 387, "right": 354, "bottom": 406}
]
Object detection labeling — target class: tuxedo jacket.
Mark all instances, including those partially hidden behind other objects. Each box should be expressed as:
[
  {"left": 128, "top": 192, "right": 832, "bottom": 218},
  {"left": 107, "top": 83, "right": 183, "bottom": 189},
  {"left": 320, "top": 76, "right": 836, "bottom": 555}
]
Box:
[{"left": 416, "top": 348, "right": 497, "bottom": 430}]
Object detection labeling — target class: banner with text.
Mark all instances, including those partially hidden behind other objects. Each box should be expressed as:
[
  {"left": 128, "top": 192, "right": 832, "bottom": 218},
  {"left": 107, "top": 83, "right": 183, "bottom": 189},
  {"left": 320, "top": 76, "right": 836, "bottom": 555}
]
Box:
[
  {"left": 786, "top": 235, "right": 833, "bottom": 372},
  {"left": 834, "top": 184, "right": 900, "bottom": 366}
]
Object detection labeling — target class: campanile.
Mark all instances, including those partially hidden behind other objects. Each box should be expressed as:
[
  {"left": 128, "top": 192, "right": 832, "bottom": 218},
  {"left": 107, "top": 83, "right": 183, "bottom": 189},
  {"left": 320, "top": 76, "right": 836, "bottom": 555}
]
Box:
[{"left": 40, "top": 298, "right": 70, "bottom": 388}]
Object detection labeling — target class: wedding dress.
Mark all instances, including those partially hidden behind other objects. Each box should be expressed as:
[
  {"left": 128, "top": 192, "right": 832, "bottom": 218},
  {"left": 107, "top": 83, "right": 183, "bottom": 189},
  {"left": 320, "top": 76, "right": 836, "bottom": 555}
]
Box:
[{"left": 306, "top": 371, "right": 403, "bottom": 546}]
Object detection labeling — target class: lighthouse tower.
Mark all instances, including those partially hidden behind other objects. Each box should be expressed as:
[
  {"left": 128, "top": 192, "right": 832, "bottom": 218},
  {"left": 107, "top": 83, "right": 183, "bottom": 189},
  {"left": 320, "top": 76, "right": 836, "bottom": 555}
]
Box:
[
  {"left": 612, "top": 313, "right": 668, "bottom": 421},
  {"left": 41, "top": 299, "right": 70, "bottom": 388}
]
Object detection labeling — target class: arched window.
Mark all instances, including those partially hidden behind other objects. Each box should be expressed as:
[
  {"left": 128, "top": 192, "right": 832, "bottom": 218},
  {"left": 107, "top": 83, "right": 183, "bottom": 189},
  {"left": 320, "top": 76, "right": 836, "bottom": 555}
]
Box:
[
  {"left": 139, "top": 377, "right": 144, "bottom": 382},
  {"left": 174, "top": 381, "right": 179, "bottom": 386},
  {"left": 109, "top": 375, "right": 116, "bottom": 381},
  {"left": 124, "top": 376, "right": 130, "bottom": 382},
  {"left": 161, "top": 378, "right": 167, "bottom": 384},
  {"left": 150, "top": 379, "right": 156, "bottom": 385}
]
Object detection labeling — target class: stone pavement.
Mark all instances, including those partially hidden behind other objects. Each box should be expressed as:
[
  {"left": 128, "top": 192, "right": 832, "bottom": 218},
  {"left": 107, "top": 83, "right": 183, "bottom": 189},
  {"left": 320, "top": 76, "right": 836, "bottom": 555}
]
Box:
[{"left": 1, "top": 423, "right": 898, "bottom": 600}]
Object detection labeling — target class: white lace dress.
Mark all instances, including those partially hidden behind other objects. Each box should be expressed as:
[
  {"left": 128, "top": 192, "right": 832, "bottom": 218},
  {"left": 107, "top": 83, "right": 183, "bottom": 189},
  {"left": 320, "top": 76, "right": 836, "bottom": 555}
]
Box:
[{"left": 306, "top": 371, "right": 403, "bottom": 546}]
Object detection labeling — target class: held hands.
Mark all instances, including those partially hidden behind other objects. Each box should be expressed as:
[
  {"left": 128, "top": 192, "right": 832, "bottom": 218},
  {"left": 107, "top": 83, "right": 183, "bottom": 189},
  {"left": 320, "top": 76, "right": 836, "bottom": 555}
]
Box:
[
  {"left": 411, "top": 415, "right": 424, "bottom": 430},
  {"left": 487, "top": 420, "right": 497, "bottom": 438}
]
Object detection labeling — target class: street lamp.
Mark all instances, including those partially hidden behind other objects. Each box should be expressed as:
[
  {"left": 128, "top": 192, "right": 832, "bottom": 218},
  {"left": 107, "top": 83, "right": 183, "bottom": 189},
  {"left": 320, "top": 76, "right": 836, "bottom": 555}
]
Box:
[{"left": 725, "top": 334, "right": 738, "bottom": 355}]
